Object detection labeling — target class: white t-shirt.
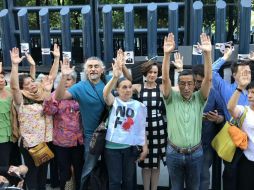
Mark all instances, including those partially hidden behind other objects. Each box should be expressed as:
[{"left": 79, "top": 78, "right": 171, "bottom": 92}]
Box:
[
  {"left": 106, "top": 97, "right": 147, "bottom": 146},
  {"left": 237, "top": 105, "right": 254, "bottom": 161}
]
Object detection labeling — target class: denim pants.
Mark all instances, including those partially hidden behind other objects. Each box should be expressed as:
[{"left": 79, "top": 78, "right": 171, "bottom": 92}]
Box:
[
  {"left": 166, "top": 144, "right": 203, "bottom": 190},
  {"left": 199, "top": 145, "right": 213, "bottom": 190},
  {"left": 80, "top": 136, "right": 100, "bottom": 190},
  {"left": 105, "top": 147, "right": 136, "bottom": 190}
]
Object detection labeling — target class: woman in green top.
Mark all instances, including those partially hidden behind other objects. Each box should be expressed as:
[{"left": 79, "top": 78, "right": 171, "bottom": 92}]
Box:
[{"left": 0, "top": 62, "right": 13, "bottom": 168}]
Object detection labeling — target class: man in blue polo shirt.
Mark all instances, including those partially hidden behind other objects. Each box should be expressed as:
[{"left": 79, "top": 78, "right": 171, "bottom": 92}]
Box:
[{"left": 162, "top": 32, "right": 212, "bottom": 190}]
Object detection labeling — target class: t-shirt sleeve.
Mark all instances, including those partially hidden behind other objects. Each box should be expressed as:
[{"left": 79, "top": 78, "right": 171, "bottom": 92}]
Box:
[
  {"left": 236, "top": 105, "right": 245, "bottom": 119},
  {"left": 67, "top": 82, "right": 82, "bottom": 101}
]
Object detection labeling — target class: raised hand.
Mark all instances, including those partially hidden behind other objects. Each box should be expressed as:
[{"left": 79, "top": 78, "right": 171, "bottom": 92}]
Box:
[
  {"left": 172, "top": 52, "right": 183, "bottom": 72},
  {"left": 51, "top": 43, "right": 60, "bottom": 58},
  {"left": 112, "top": 58, "right": 123, "bottom": 79},
  {"left": 10, "top": 47, "right": 25, "bottom": 66},
  {"left": 198, "top": 33, "right": 212, "bottom": 53},
  {"left": 238, "top": 70, "right": 251, "bottom": 90},
  {"left": 163, "top": 33, "right": 175, "bottom": 54},
  {"left": 25, "top": 52, "right": 36, "bottom": 66},
  {"left": 41, "top": 75, "right": 54, "bottom": 92},
  {"left": 116, "top": 49, "right": 124, "bottom": 68},
  {"left": 223, "top": 45, "right": 233, "bottom": 61},
  {"left": 60, "top": 58, "right": 75, "bottom": 76},
  {"left": 248, "top": 51, "right": 254, "bottom": 61}
]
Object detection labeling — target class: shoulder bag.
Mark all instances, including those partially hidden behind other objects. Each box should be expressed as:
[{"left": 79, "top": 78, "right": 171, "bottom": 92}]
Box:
[
  {"left": 211, "top": 107, "right": 248, "bottom": 162},
  {"left": 28, "top": 121, "right": 54, "bottom": 167},
  {"left": 88, "top": 81, "right": 109, "bottom": 155}
]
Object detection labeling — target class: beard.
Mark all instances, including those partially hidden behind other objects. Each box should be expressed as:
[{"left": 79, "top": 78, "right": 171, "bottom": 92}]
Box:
[{"left": 89, "top": 73, "right": 100, "bottom": 80}]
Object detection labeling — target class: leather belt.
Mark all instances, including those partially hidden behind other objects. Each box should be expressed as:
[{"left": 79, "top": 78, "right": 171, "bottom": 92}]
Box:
[{"left": 168, "top": 139, "right": 201, "bottom": 154}]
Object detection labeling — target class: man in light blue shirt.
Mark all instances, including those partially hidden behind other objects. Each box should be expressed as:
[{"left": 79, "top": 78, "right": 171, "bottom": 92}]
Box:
[
  {"left": 212, "top": 47, "right": 252, "bottom": 190},
  {"left": 212, "top": 48, "right": 250, "bottom": 121}
]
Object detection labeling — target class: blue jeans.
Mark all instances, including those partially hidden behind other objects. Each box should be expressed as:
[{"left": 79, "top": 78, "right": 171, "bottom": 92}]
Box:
[
  {"left": 105, "top": 147, "right": 136, "bottom": 190},
  {"left": 199, "top": 145, "right": 213, "bottom": 190},
  {"left": 166, "top": 144, "right": 203, "bottom": 190},
  {"left": 80, "top": 136, "right": 100, "bottom": 190}
]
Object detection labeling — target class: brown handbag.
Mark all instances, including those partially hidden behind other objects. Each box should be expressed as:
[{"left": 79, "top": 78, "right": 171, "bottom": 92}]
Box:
[
  {"left": 28, "top": 142, "right": 54, "bottom": 167},
  {"left": 28, "top": 122, "right": 54, "bottom": 167}
]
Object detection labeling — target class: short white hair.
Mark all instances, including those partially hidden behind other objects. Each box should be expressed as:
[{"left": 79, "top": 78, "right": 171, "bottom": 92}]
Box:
[
  {"left": 53, "top": 71, "right": 77, "bottom": 89},
  {"left": 83, "top": 57, "right": 105, "bottom": 71}
]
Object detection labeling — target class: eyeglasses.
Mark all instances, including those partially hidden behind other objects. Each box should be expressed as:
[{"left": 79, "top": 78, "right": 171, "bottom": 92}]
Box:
[{"left": 179, "top": 81, "right": 194, "bottom": 87}]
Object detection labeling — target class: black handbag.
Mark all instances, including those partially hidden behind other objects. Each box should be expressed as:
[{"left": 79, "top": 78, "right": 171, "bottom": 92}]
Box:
[
  {"left": 131, "top": 145, "right": 143, "bottom": 159},
  {"left": 89, "top": 118, "right": 108, "bottom": 155}
]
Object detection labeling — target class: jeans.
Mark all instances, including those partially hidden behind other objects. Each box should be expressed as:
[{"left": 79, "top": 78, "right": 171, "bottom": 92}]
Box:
[
  {"left": 105, "top": 147, "right": 136, "bottom": 190},
  {"left": 80, "top": 136, "right": 100, "bottom": 190},
  {"left": 199, "top": 145, "right": 213, "bottom": 190},
  {"left": 166, "top": 144, "right": 203, "bottom": 190}
]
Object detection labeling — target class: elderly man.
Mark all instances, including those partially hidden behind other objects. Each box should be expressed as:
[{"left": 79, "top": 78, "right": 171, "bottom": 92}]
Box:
[
  {"left": 55, "top": 50, "right": 132, "bottom": 190},
  {"left": 161, "top": 33, "right": 212, "bottom": 190}
]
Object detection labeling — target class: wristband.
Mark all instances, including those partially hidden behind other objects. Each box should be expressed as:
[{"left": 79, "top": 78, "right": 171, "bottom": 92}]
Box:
[{"left": 236, "top": 88, "right": 243, "bottom": 92}]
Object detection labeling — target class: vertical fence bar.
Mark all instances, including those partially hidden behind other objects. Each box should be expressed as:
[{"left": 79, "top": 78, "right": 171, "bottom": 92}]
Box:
[
  {"left": 82, "top": 5, "right": 94, "bottom": 60},
  {"left": 0, "top": 9, "right": 14, "bottom": 66},
  {"left": 191, "top": 1, "right": 203, "bottom": 65},
  {"left": 239, "top": 0, "right": 251, "bottom": 54},
  {"left": 184, "top": 0, "right": 193, "bottom": 45},
  {"left": 147, "top": 3, "right": 157, "bottom": 59},
  {"left": 102, "top": 5, "right": 113, "bottom": 69},
  {"left": 92, "top": 0, "right": 101, "bottom": 58},
  {"left": 39, "top": 8, "right": 51, "bottom": 66},
  {"left": 124, "top": 4, "right": 134, "bottom": 52},
  {"left": 17, "top": 8, "right": 30, "bottom": 66},
  {"left": 60, "top": 7, "right": 72, "bottom": 52},
  {"left": 214, "top": 0, "right": 226, "bottom": 61},
  {"left": 168, "top": 2, "right": 179, "bottom": 49},
  {"left": 6, "top": 0, "right": 16, "bottom": 48}
]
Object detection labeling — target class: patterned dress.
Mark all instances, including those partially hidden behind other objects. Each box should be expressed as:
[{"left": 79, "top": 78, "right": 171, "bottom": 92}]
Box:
[{"left": 138, "top": 84, "right": 167, "bottom": 169}]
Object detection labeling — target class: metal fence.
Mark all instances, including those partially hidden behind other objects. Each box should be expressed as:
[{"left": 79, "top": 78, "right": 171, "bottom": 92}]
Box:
[{"left": 0, "top": 0, "right": 253, "bottom": 70}]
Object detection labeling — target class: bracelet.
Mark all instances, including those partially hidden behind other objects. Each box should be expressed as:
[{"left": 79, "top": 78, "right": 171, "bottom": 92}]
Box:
[{"left": 236, "top": 88, "right": 243, "bottom": 92}]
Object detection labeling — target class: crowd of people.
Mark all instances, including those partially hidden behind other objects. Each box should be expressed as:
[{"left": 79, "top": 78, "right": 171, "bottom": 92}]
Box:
[{"left": 0, "top": 32, "right": 254, "bottom": 190}]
